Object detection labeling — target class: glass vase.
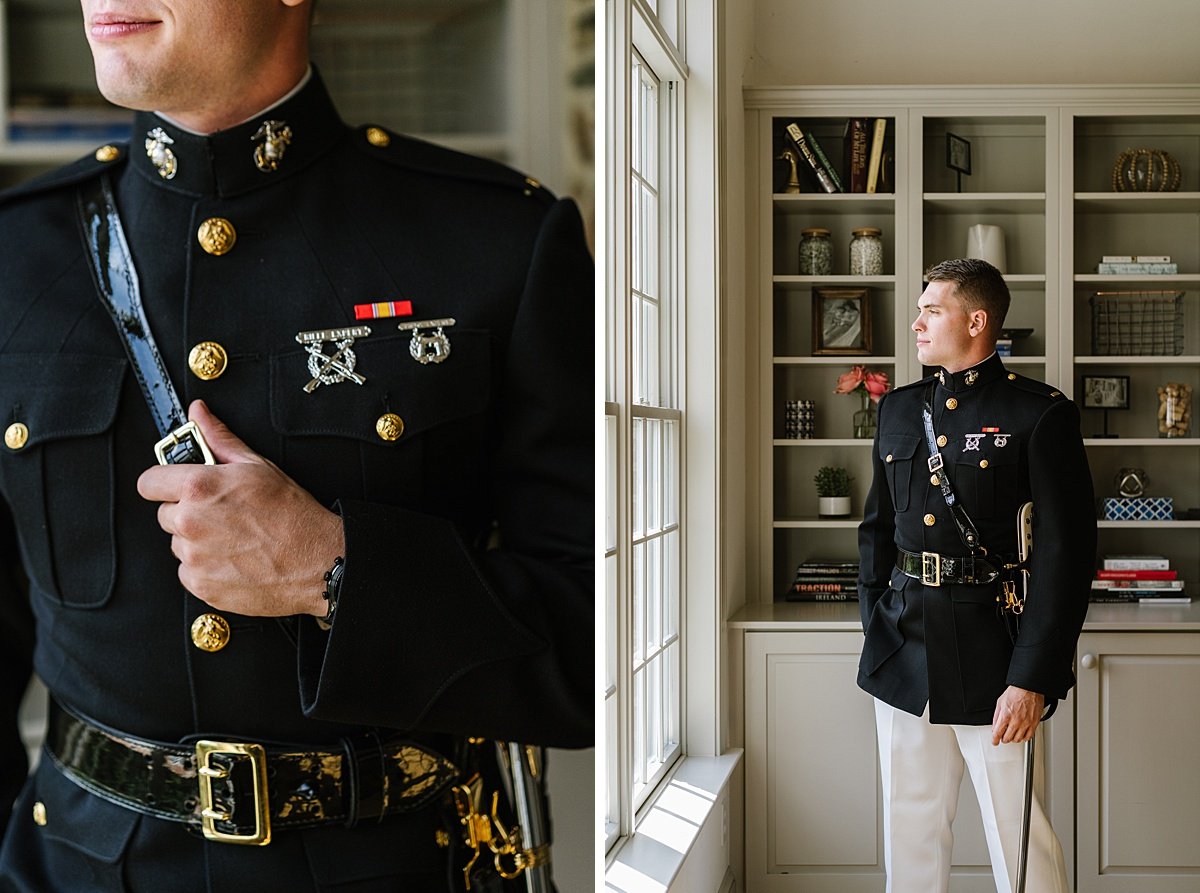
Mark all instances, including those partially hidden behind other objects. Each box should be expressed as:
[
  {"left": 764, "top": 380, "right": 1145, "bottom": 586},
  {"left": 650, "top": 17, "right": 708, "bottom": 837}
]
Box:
[{"left": 853, "top": 390, "right": 877, "bottom": 439}]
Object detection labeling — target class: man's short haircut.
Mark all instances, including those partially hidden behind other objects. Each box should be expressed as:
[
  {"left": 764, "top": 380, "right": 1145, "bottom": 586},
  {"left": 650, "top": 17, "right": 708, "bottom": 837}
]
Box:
[{"left": 924, "top": 258, "right": 1010, "bottom": 333}]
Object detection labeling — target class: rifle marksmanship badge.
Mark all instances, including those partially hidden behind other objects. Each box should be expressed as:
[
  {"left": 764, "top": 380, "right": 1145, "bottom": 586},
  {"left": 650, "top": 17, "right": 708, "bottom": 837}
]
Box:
[
  {"left": 295, "top": 326, "right": 370, "bottom": 393},
  {"left": 253, "top": 120, "right": 292, "bottom": 172},
  {"left": 398, "top": 318, "right": 455, "bottom": 365},
  {"left": 145, "top": 127, "right": 178, "bottom": 180}
]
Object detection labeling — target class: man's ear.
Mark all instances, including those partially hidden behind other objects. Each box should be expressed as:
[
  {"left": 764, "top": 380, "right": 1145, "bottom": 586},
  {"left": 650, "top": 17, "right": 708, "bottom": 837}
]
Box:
[{"left": 968, "top": 308, "right": 989, "bottom": 338}]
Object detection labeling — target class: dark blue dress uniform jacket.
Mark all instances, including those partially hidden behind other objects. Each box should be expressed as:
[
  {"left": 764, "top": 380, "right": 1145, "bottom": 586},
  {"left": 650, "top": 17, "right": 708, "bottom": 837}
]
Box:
[
  {"left": 0, "top": 72, "right": 591, "bottom": 891},
  {"left": 857, "top": 354, "right": 1096, "bottom": 725}
]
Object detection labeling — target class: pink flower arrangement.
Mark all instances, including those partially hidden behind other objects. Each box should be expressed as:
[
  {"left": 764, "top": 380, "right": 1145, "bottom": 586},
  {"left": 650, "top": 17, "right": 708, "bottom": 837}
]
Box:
[{"left": 834, "top": 365, "right": 891, "bottom": 404}]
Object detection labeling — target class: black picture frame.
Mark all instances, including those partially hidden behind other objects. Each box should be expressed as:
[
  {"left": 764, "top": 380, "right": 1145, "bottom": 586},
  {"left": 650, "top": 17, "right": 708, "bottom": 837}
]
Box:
[
  {"left": 813, "top": 287, "right": 872, "bottom": 355},
  {"left": 1082, "top": 375, "right": 1130, "bottom": 410},
  {"left": 946, "top": 132, "right": 972, "bottom": 175}
]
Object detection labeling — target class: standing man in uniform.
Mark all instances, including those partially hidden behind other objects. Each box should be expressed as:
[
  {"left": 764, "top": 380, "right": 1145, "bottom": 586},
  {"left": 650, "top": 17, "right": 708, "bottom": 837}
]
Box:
[
  {"left": 857, "top": 259, "right": 1095, "bottom": 892},
  {"left": 0, "top": 1, "right": 592, "bottom": 890}
]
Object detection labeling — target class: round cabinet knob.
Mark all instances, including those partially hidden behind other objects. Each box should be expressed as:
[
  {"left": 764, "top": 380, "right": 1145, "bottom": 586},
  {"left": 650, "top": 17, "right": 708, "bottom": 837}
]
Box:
[{"left": 1080, "top": 653, "right": 1097, "bottom": 670}]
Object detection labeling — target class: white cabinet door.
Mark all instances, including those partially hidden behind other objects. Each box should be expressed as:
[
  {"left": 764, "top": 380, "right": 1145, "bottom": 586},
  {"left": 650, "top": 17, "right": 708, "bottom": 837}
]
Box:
[
  {"left": 1076, "top": 632, "right": 1200, "bottom": 893},
  {"left": 745, "top": 631, "right": 995, "bottom": 893}
]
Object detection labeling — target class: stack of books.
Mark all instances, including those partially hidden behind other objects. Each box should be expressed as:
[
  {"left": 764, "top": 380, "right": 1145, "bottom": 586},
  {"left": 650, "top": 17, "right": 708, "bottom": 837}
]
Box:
[
  {"left": 1090, "top": 555, "right": 1189, "bottom": 604},
  {"left": 783, "top": 118, "right": 891, "bottom": 194},
  {"left": 785, "top": 558, "right": 859, "bottom": 602},
  {"left": 1095, "top": 255, "right": 1179, "bottom": 275}
]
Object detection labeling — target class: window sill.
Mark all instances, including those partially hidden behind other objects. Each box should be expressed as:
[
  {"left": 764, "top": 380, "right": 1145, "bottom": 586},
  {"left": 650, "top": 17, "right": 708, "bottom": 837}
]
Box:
[{"left": 605, "top": 750, "right": 743, "bottom": 892}]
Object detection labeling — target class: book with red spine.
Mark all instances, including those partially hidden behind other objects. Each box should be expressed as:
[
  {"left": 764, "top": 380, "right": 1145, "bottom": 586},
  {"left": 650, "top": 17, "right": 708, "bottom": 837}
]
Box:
[{"left": 1095, "top": 569, "right": 1178, "bottom": 580}]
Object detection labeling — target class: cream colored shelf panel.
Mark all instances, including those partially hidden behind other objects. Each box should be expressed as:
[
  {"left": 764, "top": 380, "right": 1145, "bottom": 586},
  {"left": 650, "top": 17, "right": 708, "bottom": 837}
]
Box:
[
  {"left": 1002, "top": 356, "right": 1047, "bottom": 364},
  {"left": 924, "top": 192, "right": 1046, "bottom": 213},
  {"left": 1074, "top": 192, "right": 1200, "bottom": 213},
  {"left": 772, "top": 193, "right": 895, "bottom": 214},
  {"left": 1075, "top": 274, "right": 1200, "bottom": 286},
  {"left": 773, "top": 355, "right": 898, "bottom": 365},
  {"left": 774, "top": 518, "right": 862, "bottom": 528},
  {"left": 1097, "top": 521, "right": 1200, "bottom": 529},
  {"left": 1004, "top": 274, "right": 1048, "bottom": 285},
  {"left": 0, "top": 141, "right": 103, "bottom": 164},
  {"left": 773, "top": 439, "right": 875, "bottom": 447},
  {"left": 773, "top": 275, "right": 896, "bottom": 287},
  {"left": 1084, "top": 438, "right": 1200, "bottom": 446},
  {"left": 1075, "top": 355, "right": 1200, "bottom": 364}
]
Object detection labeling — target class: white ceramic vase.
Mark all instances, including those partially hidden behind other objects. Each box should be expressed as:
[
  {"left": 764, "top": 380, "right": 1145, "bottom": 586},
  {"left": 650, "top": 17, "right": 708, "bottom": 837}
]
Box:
[
  {"left": 818, "top": 496, "right": 852, "bottom": 517},
  {"left": 966, "top": 224, "right": 1007, "bottom": 273}
]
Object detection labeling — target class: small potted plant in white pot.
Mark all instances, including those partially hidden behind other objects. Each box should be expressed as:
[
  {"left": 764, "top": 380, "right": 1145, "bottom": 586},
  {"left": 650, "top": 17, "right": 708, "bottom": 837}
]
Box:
[{"left": 814, "top": 466, "right": 853, "bottom": 517}]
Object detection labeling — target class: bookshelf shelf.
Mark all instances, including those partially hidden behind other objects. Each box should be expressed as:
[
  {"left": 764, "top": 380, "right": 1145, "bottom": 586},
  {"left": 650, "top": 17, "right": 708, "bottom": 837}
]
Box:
[
  {"left": 772, "top": 356, "right": 897, "bottom": 365},
  {"left": 1074, "top": 192, "right": 1200, "bottom": 213},
  {"left": 773, "top": 439, "right": 874, "bottom": 447},
  {"left": 923, "top": 192, "right": 1046, "bottom": 213},
  {"left": 1074, "top": 356, "right": 1200, "bottom": 365},
  {"left": 1097, "top": 521, "right": 1200, "bottom": 529},
  {"left": 772, "top": 194, "right": 895, "bottom": 214},
  {"left": 773, "top": 518, "right": 863, "bottom": 529},
  {"left": 773, "top": 275, "right": 895, "bottom": 287}
]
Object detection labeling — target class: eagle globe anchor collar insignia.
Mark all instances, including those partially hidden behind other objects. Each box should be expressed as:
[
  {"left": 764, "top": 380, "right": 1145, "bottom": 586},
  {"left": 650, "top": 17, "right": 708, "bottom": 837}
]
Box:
[
  {"left": 252, "top": 120, "right": 292, "bottom": 172},
  {"left": 145, "top": 127, "right": 178, "bottom": 180},
  {"left": 295, "top": 326, "right": 371, "bottom": 393},
  {"left": 398, "top": 318, "right": 456, "bottom": 365}
]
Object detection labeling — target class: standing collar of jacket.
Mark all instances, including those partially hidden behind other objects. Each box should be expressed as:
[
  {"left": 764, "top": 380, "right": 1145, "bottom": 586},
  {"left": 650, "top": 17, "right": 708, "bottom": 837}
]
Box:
[
  {"left": 936, "top": 352, "right": 1006, "bottom": 393},
  {"left": 130, "top": 66, "right": 346, "bottom": 199}
]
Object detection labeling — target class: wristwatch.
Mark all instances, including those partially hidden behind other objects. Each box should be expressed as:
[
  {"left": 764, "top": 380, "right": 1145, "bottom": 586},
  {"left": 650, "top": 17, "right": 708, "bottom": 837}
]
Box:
[{"left": 316, "top": 556, "right": 345, "bottom": 631}]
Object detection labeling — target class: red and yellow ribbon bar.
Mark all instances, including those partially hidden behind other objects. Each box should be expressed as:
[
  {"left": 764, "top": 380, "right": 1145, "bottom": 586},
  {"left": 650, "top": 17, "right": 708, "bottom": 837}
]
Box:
[{"left": 354, "top": 300, "right": 413, "bottom": 321}]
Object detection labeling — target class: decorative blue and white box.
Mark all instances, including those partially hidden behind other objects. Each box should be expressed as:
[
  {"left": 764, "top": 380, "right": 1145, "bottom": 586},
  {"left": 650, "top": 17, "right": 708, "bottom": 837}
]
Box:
[{"left": 1102, "top": 497, "right": 1174, "bottom": 521}]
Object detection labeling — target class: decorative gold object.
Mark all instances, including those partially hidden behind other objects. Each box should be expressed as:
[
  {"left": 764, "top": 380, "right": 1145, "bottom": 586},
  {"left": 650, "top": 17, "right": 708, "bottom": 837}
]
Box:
[
  {"left": 980, "top": 459, "right": 990, "bottom": 469},
  {"left": 923, "top": 513, "right": 936, "bottom": 527},
  {"left": 376, "top": 413, "right": 405, "bottom": 442},
  {"left": 945, "top": 398, "right": 958, "bottom": 410},
  {"left": 365, "top": 127, "right": 391, "bottom": 148},
  {"left": 4, "top": 422, "right": 28, "bottom": 451},
  {"left": 145, "top": 127, "right": 178, "bottom": 180},
  {"left": 936, "top": 434, "right": 947, "bottom": 448},
  {"left": 95, "top": 145, "right": 120, "bottom": 163},
  {"left": 965, "top": 369, "right": 979, "bottom": 386},
  {"left": 197, "top": 218, "right": 237, "bottom": 256},
  {"left": 191, "top": 614, "right": 231, "bottom": 652},
  {"left": 252, "top": 120, "right": 292, "bottom": 173},
  {"left": 1111, "top": 148, "right": 1182, "bottom": 192},
  {"left": 188, "top": 342, "right": 228, "bottom": 380},
  {"left": 776, "top": 147, "right": 802, "bottom": 194}
]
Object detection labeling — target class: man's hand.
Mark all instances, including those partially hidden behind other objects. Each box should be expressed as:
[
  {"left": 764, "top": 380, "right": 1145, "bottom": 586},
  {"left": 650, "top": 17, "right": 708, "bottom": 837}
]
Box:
[
  {"left": 992, "top": 685, "right": 1044, "bottom": 745},
  {"left": 137, "top": 400, "right": 344, "bottom": 618}
]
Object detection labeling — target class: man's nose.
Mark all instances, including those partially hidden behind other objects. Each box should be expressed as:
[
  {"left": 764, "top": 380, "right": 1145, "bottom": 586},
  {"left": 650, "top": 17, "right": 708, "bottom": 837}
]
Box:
[{"left": 912, "top": 315, "right": 923, "bottom": 332}]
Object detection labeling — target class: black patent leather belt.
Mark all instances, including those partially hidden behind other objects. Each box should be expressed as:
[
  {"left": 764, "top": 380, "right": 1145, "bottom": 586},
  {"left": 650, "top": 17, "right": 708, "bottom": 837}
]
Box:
[
  {"left": 897, "top": 548, "right": 1001, "bottom": 587},
  {"left": 46, "top": 700, "right": 460, "bottom": 846}
]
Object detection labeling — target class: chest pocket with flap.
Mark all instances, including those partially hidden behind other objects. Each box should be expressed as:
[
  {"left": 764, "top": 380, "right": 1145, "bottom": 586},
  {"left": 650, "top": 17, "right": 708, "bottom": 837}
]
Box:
[
  {"left": 879, "top": 434, "right": 921, "bottom": 513},
  {"left": 0, "top": 354, "right": 125, "bottom": 608}
]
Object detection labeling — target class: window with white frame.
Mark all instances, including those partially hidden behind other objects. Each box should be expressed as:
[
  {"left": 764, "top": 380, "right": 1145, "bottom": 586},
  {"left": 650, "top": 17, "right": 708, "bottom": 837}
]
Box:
[{"left": 605, "top": 0, "right": 685, "bottom": 854}]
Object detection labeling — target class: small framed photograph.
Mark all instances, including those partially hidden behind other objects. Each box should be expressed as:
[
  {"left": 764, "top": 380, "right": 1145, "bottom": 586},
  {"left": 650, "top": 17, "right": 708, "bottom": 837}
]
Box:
[
  {"left": 813, "top": 287, "right": 872, "bottom": 355},
  {"left": 946, "top": 132, "right": 972, "bottom": 175},
  {"left": 1081, "top": 375, "right": 1130, "bottom": 410}
]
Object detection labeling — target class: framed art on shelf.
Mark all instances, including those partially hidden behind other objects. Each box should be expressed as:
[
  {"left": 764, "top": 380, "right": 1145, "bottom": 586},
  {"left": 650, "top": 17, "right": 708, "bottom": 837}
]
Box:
[{"left": 813, "top": 287, "right": 872, "bottom": 355}]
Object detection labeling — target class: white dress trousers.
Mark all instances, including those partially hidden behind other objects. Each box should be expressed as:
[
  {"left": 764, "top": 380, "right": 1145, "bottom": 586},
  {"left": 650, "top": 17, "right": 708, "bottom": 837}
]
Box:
[{"left": 874, "top": 698, "right": 1069, "bottom": 893}]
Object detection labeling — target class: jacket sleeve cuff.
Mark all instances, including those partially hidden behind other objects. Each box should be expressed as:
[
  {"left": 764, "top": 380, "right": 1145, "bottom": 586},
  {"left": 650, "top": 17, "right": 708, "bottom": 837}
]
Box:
[{"left": 1005, "top": 628, "right": 1071, "bottom": 698}]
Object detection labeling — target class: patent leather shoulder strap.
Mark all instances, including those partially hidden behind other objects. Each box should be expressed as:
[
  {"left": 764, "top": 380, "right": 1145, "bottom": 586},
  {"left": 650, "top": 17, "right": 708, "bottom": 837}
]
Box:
[{"left": 76, "top": 175, "right": 210, "bottom": 465}]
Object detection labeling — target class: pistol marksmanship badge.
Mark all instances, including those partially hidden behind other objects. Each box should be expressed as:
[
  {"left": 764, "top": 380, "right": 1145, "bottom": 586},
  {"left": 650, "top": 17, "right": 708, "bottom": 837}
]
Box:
[
  {"left": 398, "top": 318, "right": 455, "bottom": 365},
  {"left": 295, "top": 326, "right": 371, "bottom": 393},
  {"left": 253, "top": 120, "right": 292, "bottom": 172},
  {"left": 145, "top": 127, "right": 178, "bottom": 180},
  {"left": 963, "top": 434, "right": 984, "bottom": 451}
]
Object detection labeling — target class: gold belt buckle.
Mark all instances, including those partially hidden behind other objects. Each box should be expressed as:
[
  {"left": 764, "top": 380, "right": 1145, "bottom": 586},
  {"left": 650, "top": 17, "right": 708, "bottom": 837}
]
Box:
[
  {"left": 921, "top": 551, "right": 941, "bottom": 587},
  {"left": 196, "top": 740, "right": 272, "bottom": 846},
  {"left": 154, "top": 420, "right": 216, "bottom": 465}
]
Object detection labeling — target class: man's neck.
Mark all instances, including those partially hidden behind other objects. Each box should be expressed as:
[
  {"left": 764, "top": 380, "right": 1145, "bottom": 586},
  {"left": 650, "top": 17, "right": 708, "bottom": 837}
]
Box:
[
  {"left": 941, "top": 348, "right": 997, "bottom": 374},
  {"left": 156, "top": 64, "right": 312, "bottom": 136}
]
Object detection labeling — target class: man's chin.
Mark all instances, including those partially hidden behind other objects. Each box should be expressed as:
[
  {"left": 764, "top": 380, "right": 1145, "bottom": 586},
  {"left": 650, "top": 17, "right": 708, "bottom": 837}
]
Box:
[{"left": 92, "top": 60, "right": 159, "bottom": 113}]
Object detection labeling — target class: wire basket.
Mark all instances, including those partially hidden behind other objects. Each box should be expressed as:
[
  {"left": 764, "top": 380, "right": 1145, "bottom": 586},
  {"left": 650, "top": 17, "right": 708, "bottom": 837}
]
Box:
[{"left": 1090, "top": 291, "right": 1184, "bottom": 356}]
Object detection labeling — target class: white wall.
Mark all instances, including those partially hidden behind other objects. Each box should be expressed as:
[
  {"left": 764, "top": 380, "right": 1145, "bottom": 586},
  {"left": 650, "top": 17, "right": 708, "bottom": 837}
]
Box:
[{"left": 745, "top": 0, "right": 1200, "bottom": 86}]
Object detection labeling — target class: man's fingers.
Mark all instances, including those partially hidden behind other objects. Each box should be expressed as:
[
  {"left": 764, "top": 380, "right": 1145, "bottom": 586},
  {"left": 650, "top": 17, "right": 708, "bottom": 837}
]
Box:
[{"left": 137, "top": 463, "right": 194, "bottom": 503}]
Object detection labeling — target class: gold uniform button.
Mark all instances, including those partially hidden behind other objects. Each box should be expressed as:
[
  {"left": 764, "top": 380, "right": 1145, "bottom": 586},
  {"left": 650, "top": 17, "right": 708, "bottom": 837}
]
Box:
[
  {"left": 188, "top": 342, "right": 228, "bottom": 381},
  {"left": 191, "top": 613, "right": 231, "bottom": 652},
  {"left": 1008, "top": 373, "right": 1017, "bottom": 381},
  {"left": 95, "top": 145, "right": 120, "bottom": 162},
  {"left": 32, "top": 801, "right": 47, "bottom": 826},
  {"left": 936, "top": 434, "right": 947, "bottom": 448},
  {"left": 1050, "top": 390, "right": 1061, "bottom": 397},
  {"left": 885, "top": 454, "right": 894, "bottom": 463},
  {"left": 930, "top": 474, "right": 940, "bottom": 486},
  {"left": 4, "top": 422, "right": 28, "bottom": 451},
  {"left": 923, "top": 513, "right": 936, "bottom": 527},
  {"left": 980, "top": 459, "right": 990, "bottom": 469},
  {"left": 376, "top": 413, "right": 405, "bottom": 442},
  {"left": 946, "top": 398, "right": 958, "bottom": 410},
  {"left": 197, "top": 218, "right": 237, "bottom": 256},
  {"left": 366, "top": 126, "right": 391, "bottom": 148}
]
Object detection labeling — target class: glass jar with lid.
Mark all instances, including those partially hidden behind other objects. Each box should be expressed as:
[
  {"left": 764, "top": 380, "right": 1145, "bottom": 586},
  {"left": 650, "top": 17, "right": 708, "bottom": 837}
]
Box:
[
  {"left": 849, "top": 227, "right": 884, "bottom": 276},
  {"left": 798, "top": 227, "right": 832, "bottom": 276}
]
